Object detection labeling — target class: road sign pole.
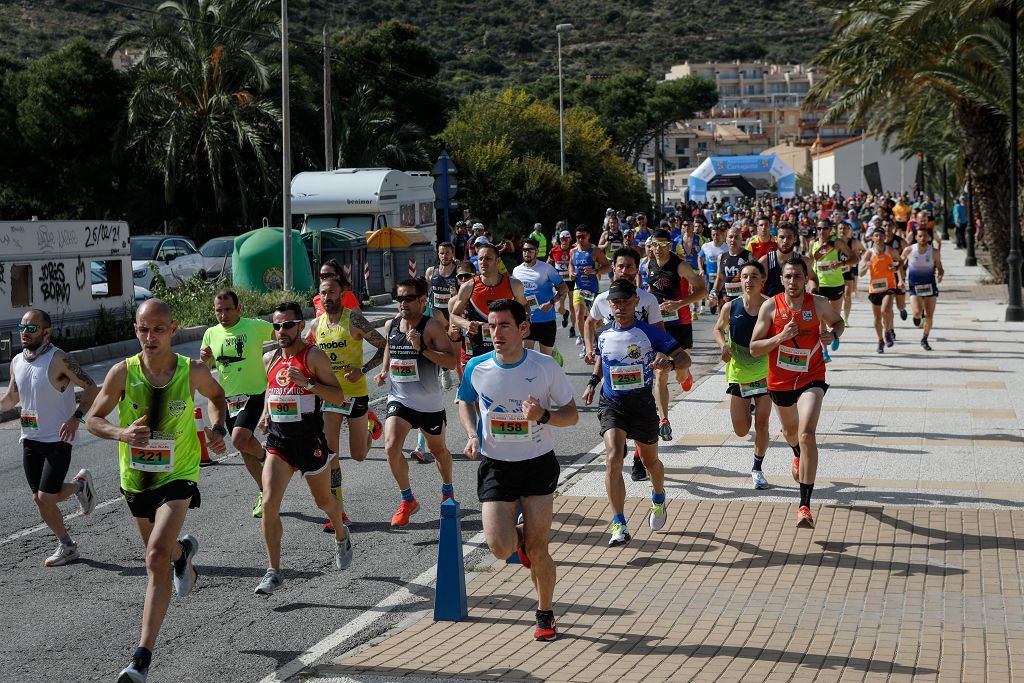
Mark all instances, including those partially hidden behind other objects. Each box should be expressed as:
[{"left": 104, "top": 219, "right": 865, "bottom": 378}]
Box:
[{"left": 442, "top": 156, "right": 451, "bottom": 243}]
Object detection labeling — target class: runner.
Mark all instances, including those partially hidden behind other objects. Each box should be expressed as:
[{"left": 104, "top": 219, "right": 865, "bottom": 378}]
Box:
[
  {"left": 254, "top": 301, "right": 353, "bottom": 596},
  {"left": 761, "top": 222, "right": 816, "bottom": 297},
  {"left": 375, "top": 278, "right": 459, "bottom": 527},
  {"left": 712, "top": 263, "right": 771, "bottom": 489},
  {"left": 672, "top": 219, "right": 707, "bottom": 320},
  {"left": 426, "top": 241, "right": 460, "bottom": 392},
  {"left": 745, "top": 216, "right": 778, "bottom": 260},
  {"left": 709, "top": 225, "right": 753, "bottom": 307},
  {"left": 458, "top": 298, "right": 578, "bottom": 641},
  {"left": 449, "top": 260, "right": 478, "bottom": 392},
  {"left": 1, "top": 309, "right": 100, "bottom": 567},
  {"left": 547, "top": 230, "right": 576, "bottom": 336},
  {"left": 749, "top": 258, "right": 844, "bottom": 528},
  {"left": 86, "top": 299, "right": 228, "bottom": 682},
  {"left": 882, "top": 218, "right": 911, "bottom": 322},
  {"left": 528, "top": 223, "right": 548, "bottom": 260},
  {"left": 199, "top": 289, "right": 273, "bottom": 517},
  {"left": 583, "top": 248, "right": 666, "bottom": 483},
  {"left": 449, "top": 242, "right": 530, "bottom": 361},
  {"left": 839, "top": 222, "right": 864, "bottom": 326},
  {"left": 809, "top": 219, "right": 854, "bottom": 362},
  {"left": 860, "top": 228, "right": 901, "bottom": 353},
  {"left": 306, "top": 277, "right": 387, "bottom": 531},
  {"left": 598, "top": 216, "right": 626, "bottom": 280},
  {"left": 581, "top": 280, "right": 689, "bottom": 546},
  {"left": 902, "top": 226, "right": 944, "bottom": 350},
  {"left": 698, "top": 223, "right": 728, "bottom": 315},
  {"left": 568, "top": 226, "right": 611, "bottom": 354},
  {"left": 312, "top": 259, "right": 361, "bottom": 316},
  {"left": 645, "top": 228, "right": 705, "bottom": 439},
  {"left": 513, "top": 237, "right": 568, "bottom": 357}
]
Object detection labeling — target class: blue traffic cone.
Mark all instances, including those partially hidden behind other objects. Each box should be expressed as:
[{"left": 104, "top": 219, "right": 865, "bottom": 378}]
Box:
[{"left": 433, "top": 498, "right": 468, "bottom": 622}]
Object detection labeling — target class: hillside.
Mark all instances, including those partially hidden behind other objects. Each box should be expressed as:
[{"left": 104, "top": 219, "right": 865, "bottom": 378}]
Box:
[{"left": 0, "top": 0, "right": 830, "bottom": 90}]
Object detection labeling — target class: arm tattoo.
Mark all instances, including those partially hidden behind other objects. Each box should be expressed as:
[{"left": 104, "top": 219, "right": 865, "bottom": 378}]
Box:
[
  {"left": 350, "top": 310, "right": 388, "bottom": 370},
  {"left": 64, "top": 356, "right": 97, "bottom": 387}
]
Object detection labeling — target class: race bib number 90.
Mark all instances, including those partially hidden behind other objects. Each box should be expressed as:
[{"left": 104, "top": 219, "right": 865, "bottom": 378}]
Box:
[{"left": 268, "top": 396, "right": 301, "bottom": 422}]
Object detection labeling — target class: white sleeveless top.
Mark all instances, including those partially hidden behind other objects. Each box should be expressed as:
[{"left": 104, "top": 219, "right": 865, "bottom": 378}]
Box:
[
  {"left": 907, "top": 244, "right": 934, "bottom": 274},
  {"left": 12, "top": 347, "right": 75, "bottom": 443}
]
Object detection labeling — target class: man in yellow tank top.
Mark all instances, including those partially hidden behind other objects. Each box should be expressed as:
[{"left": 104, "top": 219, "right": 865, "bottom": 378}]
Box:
[
  {"left": 86, "top": 299, "right": 228, "bottom": 683},
  {"left": 305, "top": 278, "right": 387, "bottom": 531}
]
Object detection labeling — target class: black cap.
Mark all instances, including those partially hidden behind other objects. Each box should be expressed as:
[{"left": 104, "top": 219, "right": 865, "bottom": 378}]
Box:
[{"left": 607, "top": 279, "right": 637, "bottom": 300}]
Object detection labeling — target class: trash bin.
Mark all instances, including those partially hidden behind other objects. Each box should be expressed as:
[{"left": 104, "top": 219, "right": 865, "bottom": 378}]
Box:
[
  {"left": 232, "top": 227, "right": 314, "bottom": 293},
  {"left": 365, "top": 227, "right": 437, "bottom": 295},
  {"left": 301, "top": 229, "right": 368, "bottom": 297}
]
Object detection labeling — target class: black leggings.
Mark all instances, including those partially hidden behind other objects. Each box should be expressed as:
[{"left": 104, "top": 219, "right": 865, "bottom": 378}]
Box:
[{"left": 23, "top": 439, "right": 72, "bottom": 494}]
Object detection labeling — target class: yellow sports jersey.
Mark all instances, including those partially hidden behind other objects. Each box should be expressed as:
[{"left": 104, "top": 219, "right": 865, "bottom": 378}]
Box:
[{"left": 313, "top": 310, "right": 368, "bottom": 397}]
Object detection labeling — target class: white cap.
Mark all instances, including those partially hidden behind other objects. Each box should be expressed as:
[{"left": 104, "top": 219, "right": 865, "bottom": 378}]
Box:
[
  {"left": 472, "top": 222, "right": 485, "bottom": 231},
  {"left": 473, "top": 236, "right": 491, "bottom": 246},
  {"left": 559, "top": 230, "right": 572, "bottom": 238}
]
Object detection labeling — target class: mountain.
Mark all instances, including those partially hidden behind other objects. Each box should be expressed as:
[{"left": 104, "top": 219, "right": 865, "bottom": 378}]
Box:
[{"left": 0, "top": 0, "right": 830, "bottom": 90}]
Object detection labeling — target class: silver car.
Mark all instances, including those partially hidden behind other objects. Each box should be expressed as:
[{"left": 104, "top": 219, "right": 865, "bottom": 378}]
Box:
[
  {"left": 131, "top": 235, "right": 206, "bottom": 290},
  {"left": 199, "top": 237, "right": 234, "bottom": 281}
]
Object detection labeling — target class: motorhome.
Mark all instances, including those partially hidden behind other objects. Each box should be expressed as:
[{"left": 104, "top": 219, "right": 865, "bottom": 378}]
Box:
[
  {"left": 291, "top": 168, "right": 437, "bottom": 242},
  {"left": 0, "top": 220, "right": 135, "bottom": 350}
]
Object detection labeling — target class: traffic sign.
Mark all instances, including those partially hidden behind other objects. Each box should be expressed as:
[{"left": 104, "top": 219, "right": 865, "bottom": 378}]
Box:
[
  {"left": 433, "top": 175, "right": 458, "bottom": 200},
  {"left": 832, "top": 183, "right": 841, "bottom": 192},
  {"left": 435, "top": 199, "right": 460, "bottom": 209},
  {"left": 432, "top": 152, "right": 457, "bottom": 177}
]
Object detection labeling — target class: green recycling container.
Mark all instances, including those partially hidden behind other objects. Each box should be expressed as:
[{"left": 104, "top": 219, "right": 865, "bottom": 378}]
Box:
[{"left": 232, "top": 227, "right": 314, "bottom": 293}]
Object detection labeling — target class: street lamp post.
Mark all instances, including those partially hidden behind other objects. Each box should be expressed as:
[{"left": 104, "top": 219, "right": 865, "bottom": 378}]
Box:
[
  {"left": 966, "top": 170, "right": 977, "bottom": 267},
  {"left": 556, "top": 23, "right": 573, "bottom": 179},
  {"left": 281, "top": 0, "right": 293, "bottom": 291},
  {"left": 1007, "top": 0, "right": 1024, "bottom": 321}
]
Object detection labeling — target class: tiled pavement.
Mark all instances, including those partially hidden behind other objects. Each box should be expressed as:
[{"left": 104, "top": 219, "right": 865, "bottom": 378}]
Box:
[{"left": 310, "top": 248, "right": 1024, "bottom": 682}]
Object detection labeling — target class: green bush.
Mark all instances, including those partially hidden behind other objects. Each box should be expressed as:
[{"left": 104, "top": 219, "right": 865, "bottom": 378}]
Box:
[{"left": 151, "top": 272, "right": 315, "bottom": 329}]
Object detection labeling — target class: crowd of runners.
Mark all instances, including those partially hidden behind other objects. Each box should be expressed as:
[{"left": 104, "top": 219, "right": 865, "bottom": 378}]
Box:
[{"left": 2, "top": 190, "right": 948, "bottom": 680}]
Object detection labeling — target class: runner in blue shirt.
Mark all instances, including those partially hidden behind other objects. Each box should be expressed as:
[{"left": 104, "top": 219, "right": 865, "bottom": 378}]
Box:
[{"left": 513, "top": 238, "right": 568, "bottom": 357}]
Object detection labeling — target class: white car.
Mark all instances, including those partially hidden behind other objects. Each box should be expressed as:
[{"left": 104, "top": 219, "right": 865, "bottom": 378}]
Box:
[
  {"left": 199, "top": 237, "right": 234, "bottom": 281},
  {"left": 131, "top": 235, "right": 206, "bottom": 290},
  {"left": 91, "top": 262, "right": 153, "bottom": 304}
]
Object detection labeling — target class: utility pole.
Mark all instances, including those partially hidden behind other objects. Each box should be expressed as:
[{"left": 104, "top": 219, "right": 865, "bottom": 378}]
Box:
[
  {"left": 281, "top": 0, "right": 292, "bottom": 290},
  {"left": 1007, "top": 0, "right": 1024, "bottom": 320},
  {"left": 966, "top": 169, "right": 977, "bottom": 267},
  {"left": 323, "top": 26, "right": 333, "bottom": 171}
]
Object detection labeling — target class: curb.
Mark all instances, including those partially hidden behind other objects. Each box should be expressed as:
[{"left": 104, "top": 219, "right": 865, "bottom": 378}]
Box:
[{"left": 0, "top": 310, "right": 393, "bottom": 424}]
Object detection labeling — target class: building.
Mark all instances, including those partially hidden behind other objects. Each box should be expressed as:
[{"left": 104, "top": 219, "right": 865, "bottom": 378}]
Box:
[{"left": 811, "top": 133, "right": 919, "bottom": 195}]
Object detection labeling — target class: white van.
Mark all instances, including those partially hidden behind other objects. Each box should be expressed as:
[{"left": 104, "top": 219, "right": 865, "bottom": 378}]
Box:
[
  {"left": 291, "top": 168, "right": 437, "bottom": 242},
  {"left": 0, "top": 220, "right": 136, "bottom": 345}
]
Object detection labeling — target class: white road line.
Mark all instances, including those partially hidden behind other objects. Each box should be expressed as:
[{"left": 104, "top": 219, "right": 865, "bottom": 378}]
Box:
[{"left": 256, "top": 531, "right": 488, "bottom": 683}]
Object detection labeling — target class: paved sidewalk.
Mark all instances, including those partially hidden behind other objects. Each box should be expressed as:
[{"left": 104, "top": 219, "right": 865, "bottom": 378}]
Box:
[{"left": 308, "top": 248, "right": 1024, "bottom": 682}]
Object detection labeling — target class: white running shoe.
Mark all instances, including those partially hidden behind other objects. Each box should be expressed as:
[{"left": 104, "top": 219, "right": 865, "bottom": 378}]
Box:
[
  {"left": 649, "top": 500, "right": 668, "bottom": 531},
  {"left": 255, "top": 568, "right": 283, "bottom": 595},
  {"left": 73, "top": 469, "right": 97, "bottom": 515},
  {"left": 335, "top": 533, "right": 353, "bottom": 570},
  {"left": 44, "top": 541, "right": 79, "bottom": 567},
  {"left": 608, "top": 522, "right": 631, "bottom": 547},
  {"left": 172, "top": 534, "right": 198, "bottom": 597},
  {"left": 752, "top": 470, "right": 769, "bottom": 490},
  {"left": 439, "top": 368, "right": 453, "bottom": 392}
]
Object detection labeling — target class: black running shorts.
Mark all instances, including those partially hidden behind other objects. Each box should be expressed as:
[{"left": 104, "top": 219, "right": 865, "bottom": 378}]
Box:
[
  {"left": 598, "top": 392, "right": 660, "bottom": 445},
  {"left": 868, "top": 290, "right": 895, "bottom": 306},
  {"left": 266, "top": 431, "right": 334, "bottom": 477},
  {"left": 526, "top": 320, "right": 557, "bottom": 348},
  {"left": 664, "top": 323, "right": 692, "bottom": 350},
  {"left": 814, "top": 285, "right": 846, "bottom": 302},
  {"left": 477, "top": 451, "right": 559, "bottom": 502},
  {"left": 386, "top": 401, "right": 447, "bottom": 436},
  {"left": 225, "top": 392, "right": 265, "bottom": 434},
  {"left": 22, "top": 439, "right": 72, "bottom": 494},
  {"left": 769, "top": 380, "right": 829, "bottom": 408},
  {"left": 121, "top": 479, "right": 201, "bottom": 523}
]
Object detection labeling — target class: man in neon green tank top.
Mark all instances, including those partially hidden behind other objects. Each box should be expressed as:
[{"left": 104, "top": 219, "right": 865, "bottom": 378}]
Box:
[
  {"left": 87, "top": 299, "right": 228, "bottom": 683},
  {"left": 305, "top": 278, "right": 386, "bottom": 531},
  {"left": 200, "top": 288, "right": 274, "bottom": 518},
  {"left": 809, "top": 219, "right": 854, "bottom": 362}
]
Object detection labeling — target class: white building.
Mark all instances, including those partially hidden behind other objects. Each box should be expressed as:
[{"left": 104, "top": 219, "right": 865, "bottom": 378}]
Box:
[{"left": 811, "top": 133, "right": 919, "bottom": 195}]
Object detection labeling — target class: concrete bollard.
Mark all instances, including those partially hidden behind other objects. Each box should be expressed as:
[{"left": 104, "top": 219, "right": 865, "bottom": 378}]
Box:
[{"left": 433, "top": 498, "right": 468, "bottom": 622}]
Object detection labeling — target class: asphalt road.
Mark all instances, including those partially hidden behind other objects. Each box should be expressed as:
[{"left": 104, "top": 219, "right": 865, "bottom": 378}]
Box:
[{"left": 0, "top": 305, "right": 723, "bottom": 683}]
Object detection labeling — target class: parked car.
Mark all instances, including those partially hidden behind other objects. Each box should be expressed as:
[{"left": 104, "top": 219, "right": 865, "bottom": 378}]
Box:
[
  {"left": 91, "top": 261, "right": 153, "bottom": 304},
  {"left": 199, "top": 236, "right": 235, "bottom": 281},
  {"left": 131, "top": 235, "right": 205, "bottom": 290}
]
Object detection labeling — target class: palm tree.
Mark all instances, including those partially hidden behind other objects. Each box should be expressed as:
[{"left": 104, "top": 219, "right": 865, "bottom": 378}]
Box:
[
  {"left": 108, "top": 0, "right": 281, "bottom": 229},
  {"left": 809, "top": 0, "right": 1020, "bottom": 281},
  {"left": 332, "top": 85, "right": 430, "bottom": 170}
]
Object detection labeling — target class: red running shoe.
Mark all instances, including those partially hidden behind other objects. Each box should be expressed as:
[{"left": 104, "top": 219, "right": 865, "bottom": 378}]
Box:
[
  {"left": 681, "top": 372, "right": 693, "bottom": 392},
  {"left": 323, "top": 513, "right": 351, "bottom": 533},
  {"left": 391, "top": 500, "right": 419, "bottom": 527},
  {"left": 533, "top": 612, "right": 557, "bottom": 641},
  {"left": 792, "top": 457, "right": 800, "bottom": 483},
  {"left": 367, "top": 411, "right": 383, "bottom": 441},
  {"left": 797, "top": 506, "right": 814, "bottom": 528}
]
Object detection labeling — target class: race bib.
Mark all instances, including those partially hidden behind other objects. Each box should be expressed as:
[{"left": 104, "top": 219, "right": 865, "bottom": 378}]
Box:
[
  {"left": 481, "top": 326, "right": 493, "bottom": 346},
  {"left": 464, "top": 337, "right": 474, "bottom": 357},
  {"left": 268, "top": 395, "right": 302, "bottom": 422},
  {"left": 739, "top": 378, "right": 768, "bottom": 397},
  {"left": 914, "top": 283, "right": 934, "bottom": 297},
  {"left": 19, "top": 409, "right": 39, "bottom": 433},
  {"left": 130, "top": 439, "right": 175, "bottom": 472},
  {"left": 324, "top": 396, "right": 356, "bottom": 415},
  {"left": 558, "top": 268, "right": 571, "bottom": 281},
  {"left": 869, "top": 278, "right": 890, "bottom": 294},
  {"left": 724, "top": 280, "right": 743, "bottom": 297},
  {"left": 579, "top": 289, "right": 596, "bottom": 303},
  {"left": 610, "top": 364, "right": 645, "bottom": 391},
  {"left": 226, "top": 394, "right": 249, "bottom": 418},
  {"left": 433, "top": 292, "right": 451, "bottom": 309},
  {"left": 818, "top": 261, "right": 840, "bottom": 273},
  {"left": 489, "top": 413, "right": 532, "bottom": 442},
  {"left": 777, "top": 345, "right": 810, "bottom": 373},
  {"left": 525, "top": 294, "right": 539, "bottom": 308},
  {"left": 390, "top": 358, "right": 420, "bottom": 382}
]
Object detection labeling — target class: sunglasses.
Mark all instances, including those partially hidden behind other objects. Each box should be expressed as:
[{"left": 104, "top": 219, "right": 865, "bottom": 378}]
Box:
[
  {"left": 17, "top": 323, "right": 40, "bottom": 333},
  {"left": 522, "top": 247, "right": 538, "bottom": 253},
  {"left": 319, "top": 272, "right": 339, "bottom": 280},
  {"left": 456, "top": 273, "right": 474, "bottom": 280},
  {"left": 395, "top": 294, "right": 421, "bottom": 303},
  {"left": 650, "top": 241, "right": 670, "bottom": 248},
  {"left": 272, "top": 321, "right": 300, "bottom": 331}
]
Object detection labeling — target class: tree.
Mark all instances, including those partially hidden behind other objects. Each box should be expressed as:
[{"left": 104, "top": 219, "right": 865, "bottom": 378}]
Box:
[
  {"left": 333, "top": 85, "right": 430, "bottom": 169},
  {"left": 108, "top": 0, "right": 282, "bottom": 231}
]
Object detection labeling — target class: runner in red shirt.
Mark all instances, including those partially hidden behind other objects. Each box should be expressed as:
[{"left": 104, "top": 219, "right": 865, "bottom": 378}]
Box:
[{"left": 750, "top": 256, "right": 844, "bottom": 529}]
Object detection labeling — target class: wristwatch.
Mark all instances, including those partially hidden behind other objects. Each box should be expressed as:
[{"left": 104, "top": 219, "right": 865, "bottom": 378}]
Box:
[
  {"left": 211, "top": 424, "right": 228, "bottom": 437},
  {"left": 73, "top": 409, "right": 84, "bottom": 420},
  {"left": 359, "top": 364, "right": 369, "bottom": 376},
  {"left": 537, "top": 409, "right": 551, "bottom": 425},
  {"left": 305, "top": 377, "right": 316, "bottom": 390}
]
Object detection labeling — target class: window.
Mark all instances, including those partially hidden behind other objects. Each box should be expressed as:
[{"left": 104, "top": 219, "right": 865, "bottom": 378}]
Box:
[
  {"left": 91, "top": 260, "right": 124, "bottom": 298},
  {"left": 11, "top": 264, "right": 32, "bottom": 307}
]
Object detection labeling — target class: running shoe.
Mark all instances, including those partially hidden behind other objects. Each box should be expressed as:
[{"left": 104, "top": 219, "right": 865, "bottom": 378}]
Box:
[
  {"left": 561, "top": 310, "right": 569, "bottom": 328},
  {"left": 390, "top": 499, "right": 419, "bottom": 527},
  {"left": 73, "top": 468, "right": 96, "bottom": 515},
  {"left": 322, "top": 513, "right": 351, "bottom": 534},
  {"left": 751, "top": 470, "right": 769, "bottom": 489},
  {"left": 439, "top": 368, "right": 453, "bottom": 392},
  {"left": 900, "top": 308, "right": 908, "bottom": 321},
  {"left": 252, "top": 492, "right": 263, "bottom": 519},
  {"left": 552, "top": 346, "right": 564, "bottom": 367},
  {"left": 890, "top": 328, "right": 897, "bottom": 340},
  {"left": 876, "top": 341, "right": 885, "bottom": 354},
  {"left": 630, "top": 456, "right": 649, "bottom": 482},
  {"left": 608, "top": 522, "right": 631, "bottom": 547},
  {"left": 822, "top": 349, "right": 831, "bottom": 363},
  {"left": 517, "top": 541, "right": 531, "bottom": 568},
  {"left": 649, "top": 500, "right": 668, "bottom": 531},
  {"left": 44, "top": 541, "right": 79, "bottom": 567},
  {"left": 792, "top": 457, "right": 800, "bottom": 483},
  {"left": 568, "top": 325, "right": 576, "bottom": 338},
  {"left": 172, "top": 534, "right": 198, "bottom": 597},
  {"left": 117, "top": 656, "right": 148, "bottom": 683},
  {"left": 843, "top": 317, "right": 849, "bottom": 327},
  {"left": 578, "top": 348, "right": 586, "bottom": 359},
  {"left": 797, "top": 505, "right": 815, "bottom": 528},
  {"left": 658, "top": 419, "right": 672, "bottom": 441},
  {"left": 913, "top": 317, "right": 922, "bottom": 328},
  {"left": 534, "top": 611, "right": 557, "bottom": 641},
  {"left": 335, "top": 533, "right": 353, "bottom": 570},
  {"left": 254, "top": 568, "right": 283, "bottom": 595},
  {"left": 575, "top": 335, "right": 583, "bottom": 347},
  {"left": 699, "top": 303, "right": 706, "bottom": 315},
  {"left": 681, "top": 372, "right": 693, "bottom": 392},
  {"left": 367, "top": 411, "right": 383, "bottom": 441},
  {"left": 830, "top": 336, "right": 840, "bottom": 352},
  {"left": 409, "top": 449, "right": 435, "bottom": 464},
  {"left": 691, "top": 307, "right": 699, "bottom": 321},
  {"left": 921, "top": 337, "right": 932, "bottom": 351},
  {"left": 885, "top": 330, "right": 895, "bottom": 348}
]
